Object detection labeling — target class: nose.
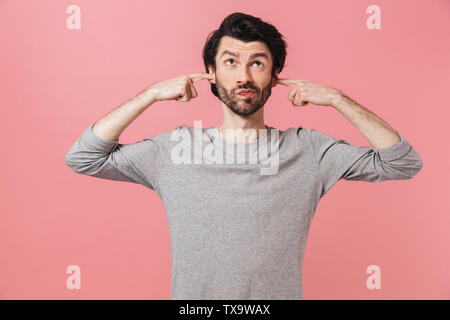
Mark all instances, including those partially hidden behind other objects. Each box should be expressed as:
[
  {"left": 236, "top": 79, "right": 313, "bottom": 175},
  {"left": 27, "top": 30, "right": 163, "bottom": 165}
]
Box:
[{"left": 236, "top": 65, "right": 253, "bottom": 87}]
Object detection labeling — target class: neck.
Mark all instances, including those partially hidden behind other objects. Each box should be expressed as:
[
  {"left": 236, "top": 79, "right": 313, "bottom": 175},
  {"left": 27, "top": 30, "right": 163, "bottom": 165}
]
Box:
[{"left": 219, "top": 105, "right": 266, "bottom": 143}]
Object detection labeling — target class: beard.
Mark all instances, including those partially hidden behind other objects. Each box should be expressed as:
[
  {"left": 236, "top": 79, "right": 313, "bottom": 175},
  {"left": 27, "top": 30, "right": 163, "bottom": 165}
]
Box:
[{"left": 215, "top": 77, "right": 273, "bottom": 117}]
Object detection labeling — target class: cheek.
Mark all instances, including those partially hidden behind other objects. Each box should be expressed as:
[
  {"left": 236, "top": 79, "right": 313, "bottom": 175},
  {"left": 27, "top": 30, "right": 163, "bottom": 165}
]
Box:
[
  {"left": 250, "top": 71, "right": 271, "bottom": 87},
  {"left": 216, "top": 74, "right": 234, "bottom": 90},
  {"left": 262, "top": 72, "right": 273, "bottom": 84}
]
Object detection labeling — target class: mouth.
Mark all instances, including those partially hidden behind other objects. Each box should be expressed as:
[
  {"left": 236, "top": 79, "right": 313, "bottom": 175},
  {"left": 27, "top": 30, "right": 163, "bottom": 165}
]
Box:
[{"left": 237, "top": 89, "right": 256, "bottom": 97}]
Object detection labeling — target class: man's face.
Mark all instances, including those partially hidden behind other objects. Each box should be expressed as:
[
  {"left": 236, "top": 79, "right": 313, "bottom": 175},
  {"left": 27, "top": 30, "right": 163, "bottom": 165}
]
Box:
[{"left": 208, "top": 36, "right": 278, "bottom": 117}]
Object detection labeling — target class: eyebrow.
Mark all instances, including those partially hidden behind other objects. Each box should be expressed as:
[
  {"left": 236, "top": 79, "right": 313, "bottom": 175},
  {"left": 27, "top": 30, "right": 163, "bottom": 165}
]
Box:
[{"left": 220, "top": 50, "right": 269, "bottom": 60}]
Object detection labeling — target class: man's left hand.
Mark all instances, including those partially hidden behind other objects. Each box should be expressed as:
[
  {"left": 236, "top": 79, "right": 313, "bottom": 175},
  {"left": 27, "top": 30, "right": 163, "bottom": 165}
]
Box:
[{"left": 276, "top": 78, "right": 341, "bottom": 107}]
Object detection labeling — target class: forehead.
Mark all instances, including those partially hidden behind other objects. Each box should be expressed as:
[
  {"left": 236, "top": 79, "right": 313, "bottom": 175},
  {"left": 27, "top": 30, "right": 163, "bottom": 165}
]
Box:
[{"left": 216, "top": 36, "right": 271, "bottom": 60}]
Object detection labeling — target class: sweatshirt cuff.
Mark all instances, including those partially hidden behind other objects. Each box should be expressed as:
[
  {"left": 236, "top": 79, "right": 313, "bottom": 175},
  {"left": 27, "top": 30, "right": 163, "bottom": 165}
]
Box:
[
  {"left": 82, "top": 122, "right": 119, "bottom": 152},
  {"left": 376, "top": 132, "right": 412, "bottom": 162}
]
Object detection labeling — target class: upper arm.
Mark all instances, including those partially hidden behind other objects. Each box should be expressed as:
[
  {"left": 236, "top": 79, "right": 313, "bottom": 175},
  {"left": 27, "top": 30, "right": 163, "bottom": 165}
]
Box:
[
  {"left": 305, "top": 128, "right": 423, "bottom": 197},
  {"left": 65, "top": 122, "right": 163, "bottom": 191}
]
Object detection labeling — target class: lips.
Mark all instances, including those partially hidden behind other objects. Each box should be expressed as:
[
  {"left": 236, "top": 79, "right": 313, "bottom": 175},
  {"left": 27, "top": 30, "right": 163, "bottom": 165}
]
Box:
[{"left": 237, "top": 89, "right": 255, "bottom": 94}]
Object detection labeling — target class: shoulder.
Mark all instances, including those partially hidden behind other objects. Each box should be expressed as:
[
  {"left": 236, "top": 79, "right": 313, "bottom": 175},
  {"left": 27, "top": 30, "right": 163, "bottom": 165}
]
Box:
[
  {"left": 144, "top": 124, "right": 190, "bottom": 143},
  {"left": 283, "top": 125, "right": 311, "bottom": 141}
]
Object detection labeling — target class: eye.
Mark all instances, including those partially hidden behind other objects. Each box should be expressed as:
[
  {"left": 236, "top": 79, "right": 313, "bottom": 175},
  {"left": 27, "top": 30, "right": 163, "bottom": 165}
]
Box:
[{"left": 225, "top": 59, "right": 263, "bottom": 67}]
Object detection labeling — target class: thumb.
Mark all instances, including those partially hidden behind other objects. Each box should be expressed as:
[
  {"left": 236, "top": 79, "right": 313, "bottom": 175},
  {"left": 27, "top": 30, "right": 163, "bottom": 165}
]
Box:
[{"left": 186, "top": 77, "right": 198, "bottom": 98}]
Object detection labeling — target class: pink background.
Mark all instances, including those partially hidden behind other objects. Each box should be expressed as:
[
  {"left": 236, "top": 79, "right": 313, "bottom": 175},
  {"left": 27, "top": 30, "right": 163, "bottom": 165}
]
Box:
[{"left": 0, "top": 0, "right": 448, "bottom": 299}]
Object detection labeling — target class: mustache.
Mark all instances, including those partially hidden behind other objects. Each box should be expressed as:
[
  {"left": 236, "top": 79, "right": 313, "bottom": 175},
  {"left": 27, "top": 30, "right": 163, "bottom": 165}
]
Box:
[{"left": 235, "top": 85, "right": 258, "bottom": 92}]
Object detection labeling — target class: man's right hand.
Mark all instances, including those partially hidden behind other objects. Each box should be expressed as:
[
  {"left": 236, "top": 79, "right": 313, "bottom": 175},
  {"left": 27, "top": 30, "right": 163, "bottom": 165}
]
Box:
[{"left": 148, "top": 72, "right": 214, "bottom": 103}]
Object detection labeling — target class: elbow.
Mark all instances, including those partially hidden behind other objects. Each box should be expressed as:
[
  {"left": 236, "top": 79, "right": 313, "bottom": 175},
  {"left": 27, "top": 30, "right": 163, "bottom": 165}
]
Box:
[
  {"left": 65, "top": 133, "right": 113, "bottom": 175},
  {"left": 380, "top": 146, "right": 424, "bottom": 181},
  {"left": 381, "top": 159, "right": 423, "bottom": 181},
  {"left": 65, "top": 150, "right": 104, "bottom": 175},
  {"left": 65, "top": 151, "right": 82, "bottom": 174},
  {"left": 407, "top": 158, "right": 423, "bottom": 179},
  {"left": 403, "top": 152, "right": 424, "bottom": 179}
]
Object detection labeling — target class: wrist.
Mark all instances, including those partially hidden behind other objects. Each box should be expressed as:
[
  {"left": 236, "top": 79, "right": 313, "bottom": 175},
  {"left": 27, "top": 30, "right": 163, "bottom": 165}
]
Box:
[
  {"left": 142, "top": 86, "right": 159, "bottom": 105},
  {"left": 330, "top": 89, "right": 343, "bottom": 108}
]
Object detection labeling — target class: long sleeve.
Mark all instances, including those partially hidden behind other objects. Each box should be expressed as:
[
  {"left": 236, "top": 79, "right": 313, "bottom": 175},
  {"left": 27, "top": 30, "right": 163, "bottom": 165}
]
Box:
[
  {"left": 65, "top": 122, "right": 163, "bottom": 191},
  {"left": 305, "top": 128, "right": 423, "bottom": 197}
]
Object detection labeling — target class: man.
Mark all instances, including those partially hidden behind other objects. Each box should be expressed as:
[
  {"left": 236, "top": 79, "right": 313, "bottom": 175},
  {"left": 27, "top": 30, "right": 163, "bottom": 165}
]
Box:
[{"left": 65, "top": 12, "right": 423, "bottom": 299}]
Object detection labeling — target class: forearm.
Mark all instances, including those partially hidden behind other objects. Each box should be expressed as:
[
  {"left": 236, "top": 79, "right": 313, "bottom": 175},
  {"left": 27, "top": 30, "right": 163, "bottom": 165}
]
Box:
[
  {"left": 331, "top": 91, "right": 401, "bottom": 149},
  {"left": 93, "top": 86, "right": 158, "bottom": 141}
]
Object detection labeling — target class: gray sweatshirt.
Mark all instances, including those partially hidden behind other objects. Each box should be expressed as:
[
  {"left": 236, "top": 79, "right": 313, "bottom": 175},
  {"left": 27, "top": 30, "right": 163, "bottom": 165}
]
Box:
[{"left": 65, "top": 121, "right": 423, "bottom": 299}]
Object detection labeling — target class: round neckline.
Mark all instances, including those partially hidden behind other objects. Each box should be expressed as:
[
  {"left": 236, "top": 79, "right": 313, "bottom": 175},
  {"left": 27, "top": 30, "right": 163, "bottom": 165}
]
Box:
[
  {"left": 216, "top": 126, "right": 269, "bottom": 145},
  {"left": 206, "top": 125, "right": 273, "bottom": 161}
]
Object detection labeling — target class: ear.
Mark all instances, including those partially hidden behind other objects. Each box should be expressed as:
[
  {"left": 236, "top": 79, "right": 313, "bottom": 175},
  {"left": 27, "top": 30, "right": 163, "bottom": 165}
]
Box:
[
  {"left": 271, "top": 69, "right": 280, "bottom": 88},
  {"left": 207, "top": 65, "right": 216, "bottom": 84}
]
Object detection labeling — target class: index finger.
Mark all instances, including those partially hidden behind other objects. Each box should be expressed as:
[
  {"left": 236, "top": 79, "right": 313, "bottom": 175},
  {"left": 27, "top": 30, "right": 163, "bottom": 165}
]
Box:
[
  {"left": 276, "top": 78, "right": 307, "bottom": 87},
  {"left": 187, "top": 72, "right": 214, "bottom": 82}
]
